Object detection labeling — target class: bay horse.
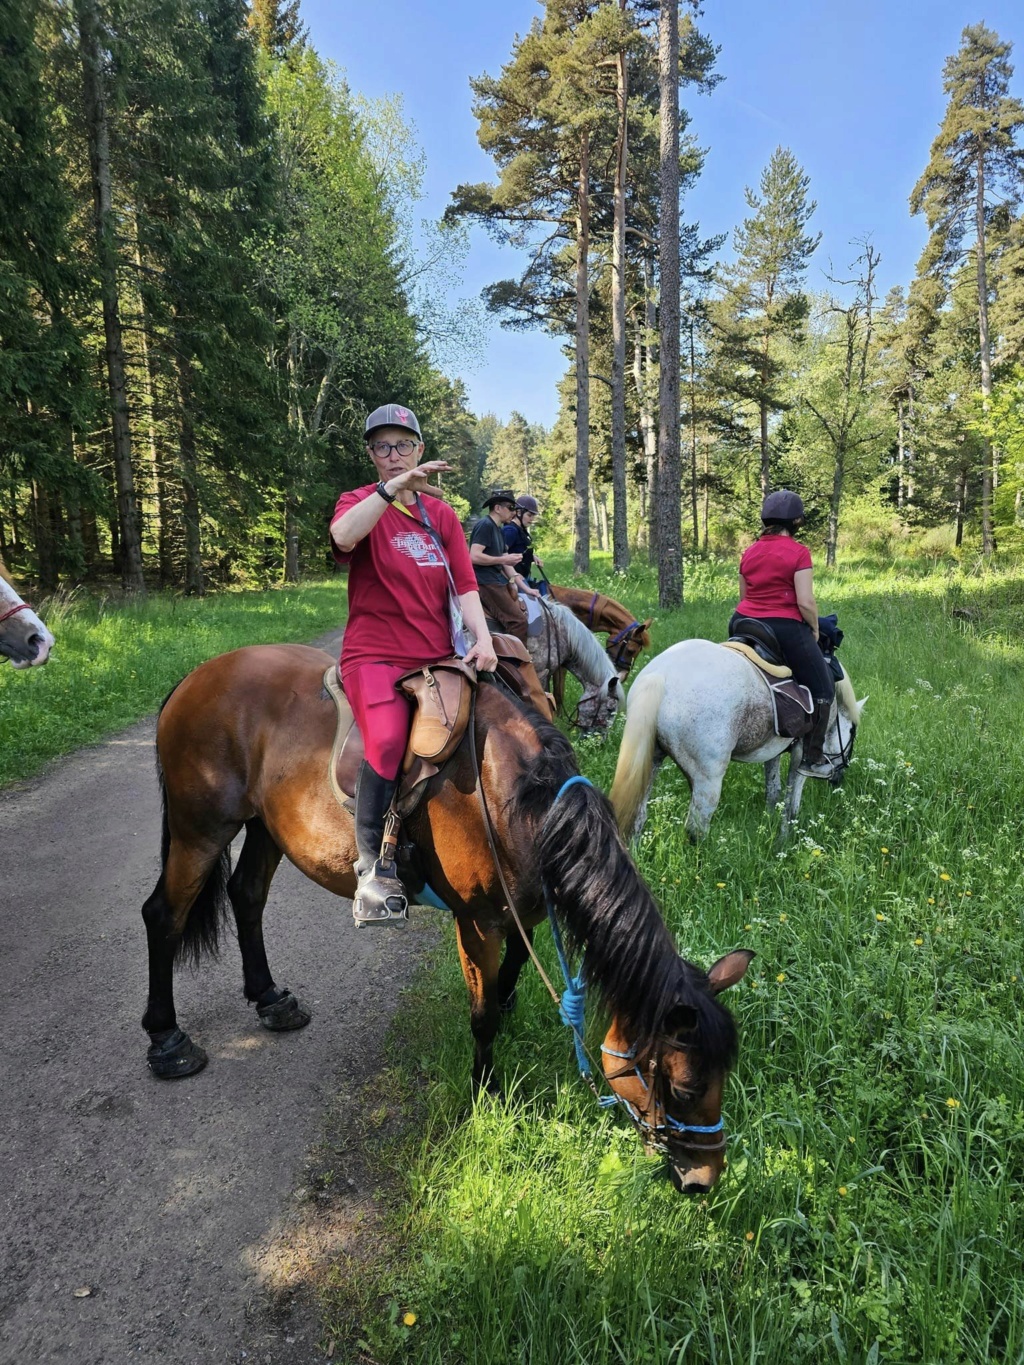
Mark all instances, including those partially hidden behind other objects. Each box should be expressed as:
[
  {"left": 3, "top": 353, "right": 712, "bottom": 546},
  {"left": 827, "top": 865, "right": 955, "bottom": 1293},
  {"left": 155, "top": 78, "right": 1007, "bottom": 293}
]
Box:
[
  {"left": 0, "top": 558, "right": 53, "bottom": 667},
  {"left": 143, "top": 643, "right": 752, "bottom": 1192},
  {"left": 548, "top": 585, "right": 652, "bottom": 680},
  {"left": 611, "top": 639, "right": 865, "bottom": 841}
]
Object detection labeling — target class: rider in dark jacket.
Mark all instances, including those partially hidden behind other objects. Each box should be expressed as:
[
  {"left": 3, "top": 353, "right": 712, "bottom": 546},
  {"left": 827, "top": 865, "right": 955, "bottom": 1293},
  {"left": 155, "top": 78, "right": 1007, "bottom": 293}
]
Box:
[{"left": 503, "top": 495, "right": 548, "bottom": 595}]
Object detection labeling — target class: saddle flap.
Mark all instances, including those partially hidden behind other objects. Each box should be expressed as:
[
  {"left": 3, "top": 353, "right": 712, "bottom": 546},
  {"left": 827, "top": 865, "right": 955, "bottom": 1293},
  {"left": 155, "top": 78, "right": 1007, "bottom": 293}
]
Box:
[
  {"left": 397, "top": 657, "right": 476, "bottom": 764},
  {"left": 769, "top": 679, "right": 815, "bottom": 740},
  {"left": 490, "top": 632, "right": 555, "bottom": 720}
]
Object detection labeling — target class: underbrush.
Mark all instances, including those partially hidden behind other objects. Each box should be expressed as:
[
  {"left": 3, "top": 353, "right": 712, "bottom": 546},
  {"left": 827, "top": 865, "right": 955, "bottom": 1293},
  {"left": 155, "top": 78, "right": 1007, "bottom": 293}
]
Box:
[
  {"left": 0, "top": 581, "right": 346, "bottom": 787},
  {"left": 323, "top": 553, "right": 1024, "bottom": 1364}
]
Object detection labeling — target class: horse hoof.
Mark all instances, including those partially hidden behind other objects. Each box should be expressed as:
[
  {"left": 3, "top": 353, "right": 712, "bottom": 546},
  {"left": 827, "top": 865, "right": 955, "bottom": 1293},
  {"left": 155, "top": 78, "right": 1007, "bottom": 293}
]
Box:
[
  {"left": 499, "top": 988, "right": 518, "bottom": 1015},
  {"left": 147, "top": 1028, "right": 208, "bottom": 1079},
  {"left": 256, "top": 989, "right": 311, "bottom": 1032}
]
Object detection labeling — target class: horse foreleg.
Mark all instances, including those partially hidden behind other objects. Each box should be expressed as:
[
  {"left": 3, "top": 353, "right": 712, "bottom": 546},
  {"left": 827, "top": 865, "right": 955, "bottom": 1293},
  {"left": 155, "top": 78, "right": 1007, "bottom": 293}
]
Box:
[
  {"left": 496, "top": 925, "right": 533, "bottom": 1016},
  {"left": 780, "top": 745, "right": 809, "bottom": 842},
  {"left": 764, "top": 755, "right": 783, "bottom": 810},
  {"left": 228, "top": 818, "right": 310, "bottom": 1033},
  {"left": 141, "top": 829, "right": 237, "bottom": 1079},
  {"left": 454, "top": 916, "right": 504, "bottom": 1094}
]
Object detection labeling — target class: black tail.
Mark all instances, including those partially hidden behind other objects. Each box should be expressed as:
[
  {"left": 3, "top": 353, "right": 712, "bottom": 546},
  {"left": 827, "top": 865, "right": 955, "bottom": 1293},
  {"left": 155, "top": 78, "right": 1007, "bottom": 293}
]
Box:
[
  {"left": 514, "top": 715, "right": 737, "bottom": 1070},
  {"left": 154, "top": 688, "right": 232, "bottom": 968}
]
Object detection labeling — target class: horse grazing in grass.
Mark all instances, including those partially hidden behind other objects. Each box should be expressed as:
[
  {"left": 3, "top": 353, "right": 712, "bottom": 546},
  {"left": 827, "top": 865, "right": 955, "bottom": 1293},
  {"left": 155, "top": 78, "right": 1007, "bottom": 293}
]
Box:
[
  {"left": 611, "top": 639, "right": 865, "bottom": 841},
  {"left": 525, "top": 599, "right": 625, "bottom": 733},
  {"left": 549, "top": 585, "right": 652, "bottom": 680},
  {"left": 142, "top": 643, "right": 752, "bottom": 1192},
  {"left": 0, "top": 559, "right": 53, "bottom": 667}
]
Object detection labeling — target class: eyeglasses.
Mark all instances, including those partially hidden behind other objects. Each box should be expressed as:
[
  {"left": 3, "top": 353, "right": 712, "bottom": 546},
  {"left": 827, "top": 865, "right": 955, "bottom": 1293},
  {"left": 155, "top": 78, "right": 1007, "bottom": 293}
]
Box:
[{"left": 369, "top": 439, "right": 419, "bottom": 458}]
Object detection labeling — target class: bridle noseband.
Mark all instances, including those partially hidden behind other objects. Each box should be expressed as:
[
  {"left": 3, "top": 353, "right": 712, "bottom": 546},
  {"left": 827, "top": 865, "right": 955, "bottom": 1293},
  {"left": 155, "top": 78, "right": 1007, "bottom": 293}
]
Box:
[
  {"left": 600, "top": 1041, "right": 726, "bottom": 1156},
  {"left": 0, "top": 602, "right": 31, "bottom": 625},
  {"left": 606, "top": 621, "right": 645, "bottom": 675}
]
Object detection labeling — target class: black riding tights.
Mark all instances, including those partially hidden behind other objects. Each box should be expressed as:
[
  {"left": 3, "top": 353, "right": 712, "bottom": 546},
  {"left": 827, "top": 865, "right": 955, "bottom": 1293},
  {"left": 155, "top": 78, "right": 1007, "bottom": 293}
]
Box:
[{"left": 730, "top": 613, "right": 835, "bottom": 704}]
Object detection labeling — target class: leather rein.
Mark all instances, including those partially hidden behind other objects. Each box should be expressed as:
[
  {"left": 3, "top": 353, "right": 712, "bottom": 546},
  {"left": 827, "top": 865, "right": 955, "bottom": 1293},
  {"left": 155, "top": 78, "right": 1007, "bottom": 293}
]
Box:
[{"left": 464, "top": 698, "right": 725, "bottom": 1157}]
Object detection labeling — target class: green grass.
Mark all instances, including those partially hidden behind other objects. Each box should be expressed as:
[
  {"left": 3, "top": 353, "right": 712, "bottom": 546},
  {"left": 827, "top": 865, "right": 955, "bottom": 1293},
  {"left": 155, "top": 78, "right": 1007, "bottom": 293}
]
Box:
[
  {"left": 0, "top": 581, "right": 347, "bottom": 787},
  {"left": 327, "top": 552, "right": 1024, "bottom": 1365}
]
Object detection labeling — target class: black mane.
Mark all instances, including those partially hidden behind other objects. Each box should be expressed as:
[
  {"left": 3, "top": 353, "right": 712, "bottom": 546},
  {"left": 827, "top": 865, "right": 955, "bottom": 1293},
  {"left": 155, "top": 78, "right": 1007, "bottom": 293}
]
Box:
[{"left": 512, "top": 711, "right": 738, "bottom": 1071}]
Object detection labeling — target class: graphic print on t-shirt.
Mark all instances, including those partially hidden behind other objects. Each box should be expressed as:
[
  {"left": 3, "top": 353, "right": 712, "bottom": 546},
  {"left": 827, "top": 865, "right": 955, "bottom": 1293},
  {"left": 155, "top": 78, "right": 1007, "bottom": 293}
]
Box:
[{"left": 391, "top": 528, "right": 443, "bottom": 569}]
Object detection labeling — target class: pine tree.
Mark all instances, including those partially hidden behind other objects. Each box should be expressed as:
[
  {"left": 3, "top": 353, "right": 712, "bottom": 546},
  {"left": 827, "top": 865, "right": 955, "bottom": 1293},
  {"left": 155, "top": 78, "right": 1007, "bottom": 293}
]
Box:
[
  {"left": 911, "top": 23, "right": 1024, "bottom": 555},
  {"left": 717, "top": 147, "right": 820, "bottom": 500},
  {"left": 247, "top": 0, "right": 306, "bottom": 57}
]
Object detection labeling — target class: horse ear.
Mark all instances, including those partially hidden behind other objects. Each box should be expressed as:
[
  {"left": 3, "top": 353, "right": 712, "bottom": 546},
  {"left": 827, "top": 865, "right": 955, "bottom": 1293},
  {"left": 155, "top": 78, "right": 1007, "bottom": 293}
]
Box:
[
  {"left": 857, "top": 695, "right": 868, "bottom": 710},
  {"left": 707, "top": 949, "right": 755, "bottom": 995},
  {"left": 664, "top": 1002, "right": 698, "bottom": 1035},
  {"left": 642, "top": 619, "right": 653, "bottom": 630}
]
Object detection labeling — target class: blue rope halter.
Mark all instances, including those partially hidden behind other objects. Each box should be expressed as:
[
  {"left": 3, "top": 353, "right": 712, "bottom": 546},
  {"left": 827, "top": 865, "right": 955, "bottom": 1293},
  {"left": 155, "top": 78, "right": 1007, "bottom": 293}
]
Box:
[{"left": 543, "top": 774, "right": 725, "bottom": 1144}]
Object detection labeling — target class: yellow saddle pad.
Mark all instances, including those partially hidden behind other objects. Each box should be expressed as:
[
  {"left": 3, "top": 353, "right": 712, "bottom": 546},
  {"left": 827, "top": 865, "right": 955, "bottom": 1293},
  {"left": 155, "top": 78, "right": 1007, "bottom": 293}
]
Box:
[{"left": 719, "top": 639, "right": 792, "bottom": 679}]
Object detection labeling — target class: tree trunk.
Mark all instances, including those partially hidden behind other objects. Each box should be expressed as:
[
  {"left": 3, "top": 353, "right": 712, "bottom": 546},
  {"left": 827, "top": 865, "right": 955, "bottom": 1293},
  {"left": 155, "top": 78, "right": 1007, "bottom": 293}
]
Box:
[
  {"left": 701, "top": 432, "right": 710, "bottom": 554},
  {"left": 827, "top": 444, "right": 844, "bottom": 568},
  {"left": 896, "top": 396, "right": 905, "bottom": 509},
  {"left": 637, "top": 255, "right": 658, "bottom": 563},
  {"left": 573, "top": 129, "right": 591, "bottom": 575},
  {"left": 33, "top": 482, "right": 59, "bottom": 591},
  {"left": 976, "top": 150, "right": 995, "bottom": 556},
  {"left": 610, "top": 26, "right": 629, "bottom": 573},
  {"left": 687, "top": 317, "right": 699, "bottom": 550},
  {"left": 75, "top": 0, "right": 145, "bottom": 594},
  {"left": 284, "top": 497, "right": 299, "bottom": 582},
  {"left": 955, "top": 461, "right": 967, "bottom": 547},
  {"left": 173, "top": 343, "right": 204, "bottom": 595},
  {"left": 656, "top": 0, "right": 681, "bottom": 607}
]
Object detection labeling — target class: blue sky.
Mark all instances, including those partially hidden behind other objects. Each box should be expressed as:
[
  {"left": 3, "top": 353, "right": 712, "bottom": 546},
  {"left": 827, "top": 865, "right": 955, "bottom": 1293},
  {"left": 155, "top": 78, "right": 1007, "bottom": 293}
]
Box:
[{"left": 303, "top": 1, "right": 1023, "bottom": 428}]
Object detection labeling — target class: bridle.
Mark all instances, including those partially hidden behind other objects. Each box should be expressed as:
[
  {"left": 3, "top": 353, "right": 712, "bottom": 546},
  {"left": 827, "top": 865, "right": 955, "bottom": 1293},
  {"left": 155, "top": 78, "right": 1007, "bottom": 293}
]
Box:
[
  {"left": 605, "top": 620, "right": 646, "bottom": 676},
  {"left": 0, "top": 602, "right": 31, "bottom": 625},
  {"left": 467, "top": 723, "right": 727, "bottom": 1160}
]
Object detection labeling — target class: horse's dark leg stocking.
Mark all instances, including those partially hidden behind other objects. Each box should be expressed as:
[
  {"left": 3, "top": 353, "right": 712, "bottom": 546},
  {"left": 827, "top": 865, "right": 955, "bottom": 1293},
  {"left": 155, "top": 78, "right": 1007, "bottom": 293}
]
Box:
[
  {"left": 454, "top": 919, "right": 504, "bottom": 1093},
  {"left": 228, "top": 819, "right": 310, "bottom": 1032},
  {"left": 497, "top": 927, "right": 533, "bottom": 1016},
  {"left": 141, "top": 833, "right": 235, "bottom": 1079}
]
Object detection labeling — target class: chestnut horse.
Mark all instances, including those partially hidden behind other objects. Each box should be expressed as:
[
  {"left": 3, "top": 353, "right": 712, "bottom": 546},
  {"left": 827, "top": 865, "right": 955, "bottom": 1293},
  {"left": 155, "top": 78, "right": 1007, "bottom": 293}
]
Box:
[
  {"left": 549, "top": 585, "right": 652, "bottom": 680},
  {"left": 142, "top": 643, "right": 752, "bottom": 1191}
]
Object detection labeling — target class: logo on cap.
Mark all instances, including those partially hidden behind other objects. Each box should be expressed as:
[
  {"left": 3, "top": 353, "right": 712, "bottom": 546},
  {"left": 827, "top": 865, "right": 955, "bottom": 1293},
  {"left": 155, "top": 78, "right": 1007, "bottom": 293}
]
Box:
[{"left": 395, "top": 407, "right": 409, "bottom": 425}]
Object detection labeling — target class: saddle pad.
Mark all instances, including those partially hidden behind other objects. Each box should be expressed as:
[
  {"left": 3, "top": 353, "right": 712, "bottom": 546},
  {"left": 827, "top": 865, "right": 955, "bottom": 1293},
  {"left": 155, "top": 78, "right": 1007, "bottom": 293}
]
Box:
[
  {"left": 719, "top": 639, "right": 792, "bottom": 679},
  {"left": 769, "top": 679, "right": 815, "bottom": 739}
]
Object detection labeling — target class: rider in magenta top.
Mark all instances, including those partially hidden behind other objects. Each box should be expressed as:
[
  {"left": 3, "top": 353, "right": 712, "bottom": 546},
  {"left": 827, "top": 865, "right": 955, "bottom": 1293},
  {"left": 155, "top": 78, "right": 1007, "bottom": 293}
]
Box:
[
  {"left": 732, "top": 490, "right": 836, "bottom": 779},
  {"left": 330, "top": 403, "right": 497, "bottom": 926}
]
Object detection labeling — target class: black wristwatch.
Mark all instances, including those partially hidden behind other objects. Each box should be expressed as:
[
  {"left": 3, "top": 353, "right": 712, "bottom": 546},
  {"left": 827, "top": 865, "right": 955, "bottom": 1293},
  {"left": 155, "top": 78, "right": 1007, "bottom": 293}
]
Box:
[{"left": 375, "top": 480, "right": 396, "bottom": 504}]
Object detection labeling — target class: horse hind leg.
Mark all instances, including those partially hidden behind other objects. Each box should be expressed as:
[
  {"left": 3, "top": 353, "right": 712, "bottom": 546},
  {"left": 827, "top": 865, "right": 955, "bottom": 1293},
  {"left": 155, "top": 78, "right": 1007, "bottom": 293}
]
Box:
[
  {"left": 141, "top": 826, "right": 238, "bottom": 1079},
  {"left": 685, "top": 764, "right": 726, "bottom": 841},
  {"left": 228, "top": 817, "right": 310, "bottom": 1033}
]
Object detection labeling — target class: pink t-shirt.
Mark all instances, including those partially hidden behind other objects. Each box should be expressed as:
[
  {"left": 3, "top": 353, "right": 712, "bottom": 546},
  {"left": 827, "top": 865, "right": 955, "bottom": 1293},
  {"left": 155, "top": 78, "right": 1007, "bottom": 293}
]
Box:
[
  {"left": 736, "top": 534, "right": 812, "bottom": 622},
  {"left": 331, "top": 487, "right": 477, "bottom": 674}
]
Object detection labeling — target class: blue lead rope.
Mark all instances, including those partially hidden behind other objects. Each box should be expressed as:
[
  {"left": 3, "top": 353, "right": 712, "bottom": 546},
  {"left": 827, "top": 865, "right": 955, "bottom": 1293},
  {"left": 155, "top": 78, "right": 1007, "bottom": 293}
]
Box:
[{"left": 544, "top": 775, "right": 595, "bottom": 1078}]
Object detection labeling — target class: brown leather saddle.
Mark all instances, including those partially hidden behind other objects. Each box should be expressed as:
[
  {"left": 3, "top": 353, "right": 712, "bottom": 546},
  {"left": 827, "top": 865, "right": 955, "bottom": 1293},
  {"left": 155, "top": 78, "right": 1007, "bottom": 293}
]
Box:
[
  {"left": 323, "top": 635, "right": 554, "bottom": 816},
  {"left": 718, "top": 640, "right": 814, "bottom": 740}
]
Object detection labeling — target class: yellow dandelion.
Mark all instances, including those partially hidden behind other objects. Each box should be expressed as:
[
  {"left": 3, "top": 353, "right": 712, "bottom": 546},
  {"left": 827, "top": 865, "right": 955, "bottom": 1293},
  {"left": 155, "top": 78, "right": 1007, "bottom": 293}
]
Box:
[
  {"left": 946, "top": 1098, "right": 960, "bottom": 1110},
  {"left": 1013, "top": 975, "right": 1018, "bottom": 983},
  {"left": 928, "top": 897, "right": 935, "bottom": 905},
  {"left": 812, "top": 849, "right": 822, "bottom": 857},
  {"left": 848, "top": 1136, "right": 855, "bottom": 1143},
  {"left": 716, "top": 882, "right": 726, "bottom": 888},
  {"left": 876, "top": 913, "right": 885, "bottom": 922},
  {"left": 914, "top": 937, "right": 923, "bottom": 946},
  {"left": 745, "top": 1231, "right": 755, "bottom": 1242},
  {"left": 403, "top": 1313, "right": 418, "bottom": 1327},
  {"left": 744, "top": 924, "right": 752, "bottom": 931},
  {"left": 939, "top": 873, "right": 951, "bottom": 882},
  {"left": 965, "top": 891, "right": 972, "bottom": 897},
  {"left": 880, "top": 846, "right": 889, "bottom": 853},
  {"left": 779, "top": 913, "right": 788, "bottom": 922},
  {"left": 776, "top": 973, "right": 786, "bottom": 983},
  {"left": 751, "top": 980, "right": 760, "bottom": 989},
  {"left": 838, "top": 1186, "right": 848, "bottom": 1196}
]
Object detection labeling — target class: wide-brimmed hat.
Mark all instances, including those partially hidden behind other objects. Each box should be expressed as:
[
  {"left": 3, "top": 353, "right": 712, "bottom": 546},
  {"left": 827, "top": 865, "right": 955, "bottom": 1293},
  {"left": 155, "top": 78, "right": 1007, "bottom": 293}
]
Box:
[
  {"left": 761, "top": 489, "right": 804, "bottom": 521},
  {"left": 516, "top": 494, "right": 540, "bottom": 514},
  {"left": 364, "top": 403, "right": 422, "bottom": 440},
  {"left": 484, "top": 489, "right": 517, "bottom": 509}
]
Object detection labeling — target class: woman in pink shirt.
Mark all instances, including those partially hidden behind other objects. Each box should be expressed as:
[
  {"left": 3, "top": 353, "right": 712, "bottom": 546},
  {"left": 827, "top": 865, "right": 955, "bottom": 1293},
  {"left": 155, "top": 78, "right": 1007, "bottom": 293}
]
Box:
[{"left": 731, "top": 490, "right": 836, "bottom": 778}]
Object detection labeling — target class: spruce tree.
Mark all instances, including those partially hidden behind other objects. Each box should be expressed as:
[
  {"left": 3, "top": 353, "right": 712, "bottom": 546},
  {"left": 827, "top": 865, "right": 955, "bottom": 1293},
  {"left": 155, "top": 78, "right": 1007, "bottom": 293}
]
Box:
[{"left": 910, "top": 23, "right": 1024, "bottom": 555}]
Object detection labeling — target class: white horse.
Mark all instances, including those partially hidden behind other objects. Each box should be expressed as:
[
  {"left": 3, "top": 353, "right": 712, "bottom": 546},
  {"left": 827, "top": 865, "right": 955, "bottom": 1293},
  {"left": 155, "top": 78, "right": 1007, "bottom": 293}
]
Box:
[
  {"left": 610, "top": 639, "right": 866, "bottom": 841},
  {"left": 525, "top": 599, "right": 626, "bottom": 734},
  {"left": 0, "top": 562, "right": 53, "bottom": 668}
]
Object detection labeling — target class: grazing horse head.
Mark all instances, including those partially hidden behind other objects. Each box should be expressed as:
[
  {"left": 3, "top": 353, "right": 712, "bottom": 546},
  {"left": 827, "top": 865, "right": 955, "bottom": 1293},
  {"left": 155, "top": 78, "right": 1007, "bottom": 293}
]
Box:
[
  {"left": 548, "top": 585, "right": 652, "bottom": 681},
  {"left": 0, "top": 564, "right": 53, "bottom": 668},
  {"left": 825, "top": 670, "right": 866, "bottom": 779},
  {"left": 529, "top": 601, "right": 625, "bottom": 735}
]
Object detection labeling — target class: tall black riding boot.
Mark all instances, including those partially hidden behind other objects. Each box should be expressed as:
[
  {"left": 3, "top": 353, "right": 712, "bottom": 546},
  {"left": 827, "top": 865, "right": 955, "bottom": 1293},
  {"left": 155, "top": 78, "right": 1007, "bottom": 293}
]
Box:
[
  {"left": 352, "top": 760, "right": 408, "bottom": 927},
  {"left": 798, "top": 699, "right": 835, "bottom": 779}
]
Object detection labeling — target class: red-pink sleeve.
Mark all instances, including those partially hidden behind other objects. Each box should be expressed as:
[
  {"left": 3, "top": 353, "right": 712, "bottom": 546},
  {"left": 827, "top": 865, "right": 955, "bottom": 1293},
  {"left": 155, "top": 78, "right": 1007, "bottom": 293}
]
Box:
[
  {"left": 439, "top": 503, "right": 477, "bottom": 595},
  {"left": 329, "top": 487, "right": 372, "bottom": 565},
  {"left": 794, "top": 542, "right": 813, "bottom": 571}
]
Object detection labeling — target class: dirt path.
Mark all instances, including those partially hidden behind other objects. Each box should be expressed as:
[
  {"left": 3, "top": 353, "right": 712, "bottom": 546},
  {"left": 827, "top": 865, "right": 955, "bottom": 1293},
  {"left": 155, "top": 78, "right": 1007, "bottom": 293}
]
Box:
[{"left": 0, "top": 630, "right": 431, "bottom": 1364}]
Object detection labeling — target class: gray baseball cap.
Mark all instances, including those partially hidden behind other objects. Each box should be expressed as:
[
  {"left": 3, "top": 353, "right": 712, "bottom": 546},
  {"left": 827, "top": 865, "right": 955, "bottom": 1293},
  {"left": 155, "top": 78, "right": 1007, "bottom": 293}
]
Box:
[
  {"left": 364, "top": 403, "right": 422, "bottom": 440},
  {"left": 761, "top": 489, "right": 805, "bottom": 520}
]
